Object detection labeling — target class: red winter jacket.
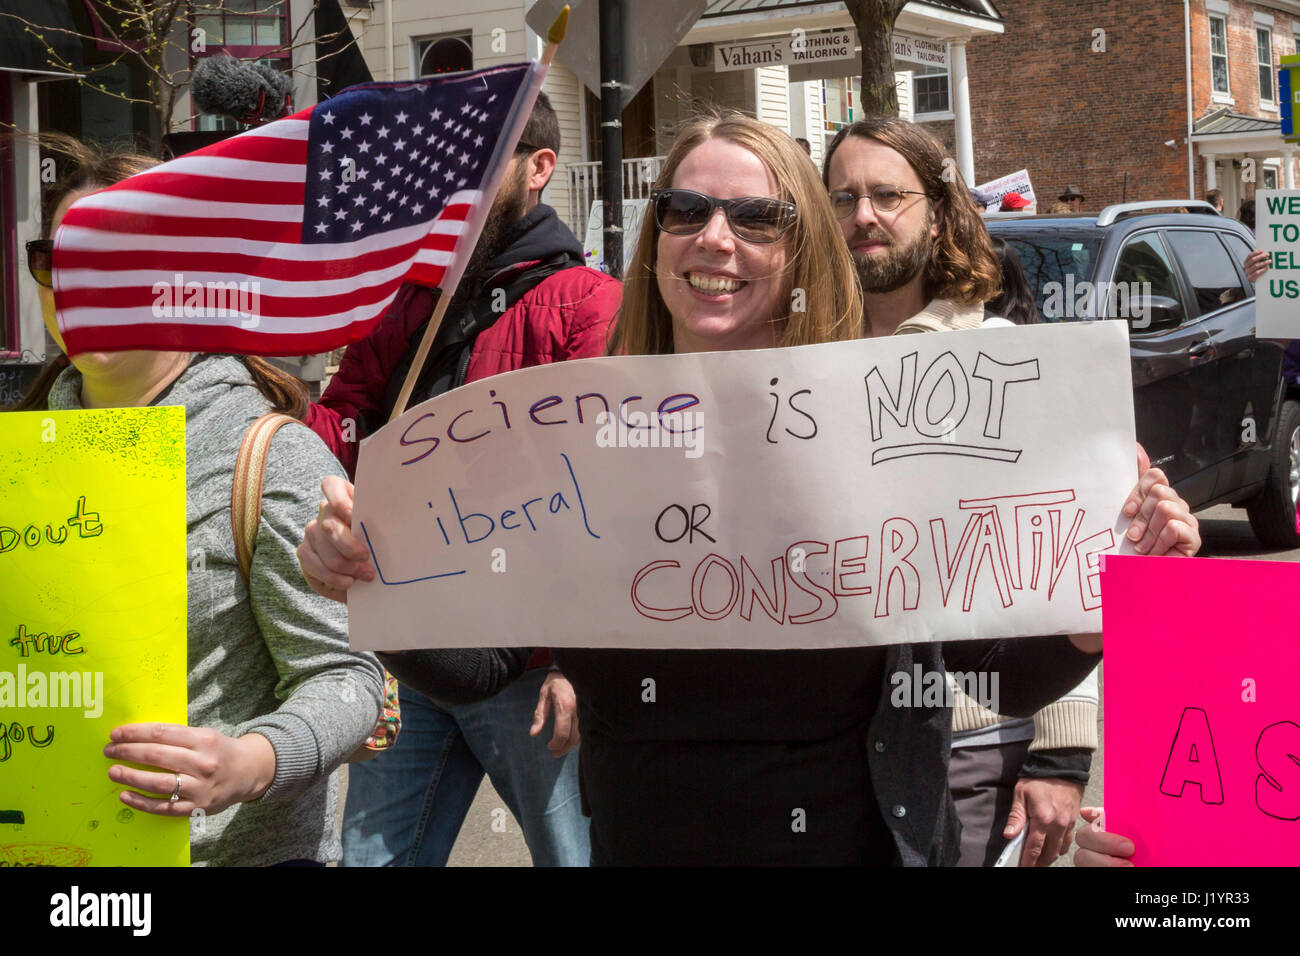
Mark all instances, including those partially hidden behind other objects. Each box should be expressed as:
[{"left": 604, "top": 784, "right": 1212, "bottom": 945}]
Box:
[{"left": 306, "top": 204, "right": 621, "bottom": 477}]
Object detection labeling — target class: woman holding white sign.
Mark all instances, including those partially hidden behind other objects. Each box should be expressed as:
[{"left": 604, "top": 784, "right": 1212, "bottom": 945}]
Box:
[{"left": 301, "top": 113, "right": 1199, "bottom": 866}]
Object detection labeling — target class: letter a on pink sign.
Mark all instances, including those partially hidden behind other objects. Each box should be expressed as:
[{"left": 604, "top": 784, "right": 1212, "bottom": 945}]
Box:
[{"left": 1102, "top": 555, "right": 1300, "bottom": 865}]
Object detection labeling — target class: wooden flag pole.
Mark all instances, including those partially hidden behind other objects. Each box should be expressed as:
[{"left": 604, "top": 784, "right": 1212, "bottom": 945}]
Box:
[{"left": 388, "top": 6, "right": 570, "bottom": 423}]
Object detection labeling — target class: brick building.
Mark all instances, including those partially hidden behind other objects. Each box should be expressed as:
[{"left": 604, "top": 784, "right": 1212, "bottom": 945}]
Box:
[{"left": 966, "top": 0, "right": 1300, "bottom": 213}]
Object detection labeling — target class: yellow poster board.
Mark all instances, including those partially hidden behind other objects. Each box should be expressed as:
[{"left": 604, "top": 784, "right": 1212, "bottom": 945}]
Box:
[{"left": 0, "top": 406, "right": 188, "bottom": 866}]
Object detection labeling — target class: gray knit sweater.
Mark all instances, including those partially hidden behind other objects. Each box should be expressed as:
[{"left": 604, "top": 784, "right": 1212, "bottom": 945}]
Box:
[{"left": 48, "top": 355, "right": 385, "bottom": 866}]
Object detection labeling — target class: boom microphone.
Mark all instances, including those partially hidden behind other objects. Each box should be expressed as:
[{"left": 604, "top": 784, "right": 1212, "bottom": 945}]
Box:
[{"left": 191, "top": 55, "right": 294, "bottom": 125}]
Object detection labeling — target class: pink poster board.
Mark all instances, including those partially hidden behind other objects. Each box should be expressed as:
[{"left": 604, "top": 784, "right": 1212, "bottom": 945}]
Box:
[{"left": 1102, "top": 554, "right": 1300, "bottom": 865}]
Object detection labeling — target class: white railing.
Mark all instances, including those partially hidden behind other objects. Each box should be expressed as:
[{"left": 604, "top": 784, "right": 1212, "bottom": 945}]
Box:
[{"left": 567, "top": 155, "right": 666, "bottom": 233}]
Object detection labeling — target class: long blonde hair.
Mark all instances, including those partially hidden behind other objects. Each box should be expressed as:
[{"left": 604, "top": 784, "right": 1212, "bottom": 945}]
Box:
[{"left": 608, "top": 111, "right": 862, "bottom": 356}]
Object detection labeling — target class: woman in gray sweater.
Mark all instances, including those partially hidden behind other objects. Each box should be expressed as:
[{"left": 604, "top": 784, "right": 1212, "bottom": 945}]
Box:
[{"left": 14, "top": 137, "right": 385, "bottom": 866}]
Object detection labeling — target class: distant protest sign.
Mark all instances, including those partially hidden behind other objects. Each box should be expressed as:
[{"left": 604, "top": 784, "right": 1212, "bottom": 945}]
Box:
[
  {"left": 0, "top": 407, "right": 188, "bottom": 867},
  {"left": 1104, "top": 555, "right": 1300, "bottom": 865},
  {"left": 976, "top": 169, "right": 1036, "bottom": 210},
  {"left": 1255, "top": 189, "right": 1300, "bottom": 338},
  {"left": 349, "top": 321, "right": 1136, "bottom": 651}
]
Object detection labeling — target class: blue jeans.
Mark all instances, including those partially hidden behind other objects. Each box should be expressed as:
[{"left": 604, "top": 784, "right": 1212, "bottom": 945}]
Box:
[{"left": 341, "top": 668, "right": 590, "bottom": 866}]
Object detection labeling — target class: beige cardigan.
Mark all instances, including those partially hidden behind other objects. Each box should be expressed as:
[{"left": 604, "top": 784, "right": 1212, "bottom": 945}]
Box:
[{"left": 892, "top": 298, "right": 1100, "bottom": 751}]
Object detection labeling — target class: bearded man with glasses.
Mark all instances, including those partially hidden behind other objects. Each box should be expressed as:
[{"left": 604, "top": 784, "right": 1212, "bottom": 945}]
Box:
[{"left": 823, "top": 117, "right": 1118, "bottom": 868}]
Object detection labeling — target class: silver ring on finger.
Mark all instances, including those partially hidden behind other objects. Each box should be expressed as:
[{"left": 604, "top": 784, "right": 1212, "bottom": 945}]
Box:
[{"left": 169, "top": 773, "right": 182, "bottom": 803}]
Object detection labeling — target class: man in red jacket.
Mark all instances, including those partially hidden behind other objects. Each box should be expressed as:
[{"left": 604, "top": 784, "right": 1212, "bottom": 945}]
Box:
[{"left": 302, "top": 91, "right": 620, "bottom": 866}]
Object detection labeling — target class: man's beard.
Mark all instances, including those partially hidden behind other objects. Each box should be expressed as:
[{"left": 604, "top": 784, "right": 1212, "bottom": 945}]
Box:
[
  {"left": 464, "top": 160, "right": 531, "bottom": 286},
  {"left": 850, "top": 213, "right": 933, "bottom": 294}
]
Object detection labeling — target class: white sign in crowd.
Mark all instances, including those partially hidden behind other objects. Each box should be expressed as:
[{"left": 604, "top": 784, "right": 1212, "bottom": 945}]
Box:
[
  {"left": 976, "top": 169, "right": 1037, "bottom": 210},
  {"left": 1255, "top": 189, "right": 1300, "bottom": 337},
  {"left": 349, "top": 322, "right": 1137, "bottom": 652}
]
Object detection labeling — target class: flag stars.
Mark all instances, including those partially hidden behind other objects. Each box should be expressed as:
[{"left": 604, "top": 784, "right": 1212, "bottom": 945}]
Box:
[
  {"left": 334, "top": 208, "right": 347, "bottom": 221},
  {"left": 321, "top": 141, "right": 335, "bottom": 154},
  {"left": 398, "top": 195, "right": 408, "bottom": 206},
  {"left": 319, "top": 168, "right": 332, "bottom": 181},
  {"left": 359, "top": 112, "right": 373, "bottom": 126},
  {"left": 340, "top": 127, "right": 354, "bottom": 140},
  {"left": 353, "top": 195, "right": 366, "bottom": 207},
  {"left": 357, "top": 141, "right": 371, "bottom": 153},
  {"left": 375, "top": 153, "right": 387, "bottom": 166},
  {"left": 474, "top": 135, "right": 484, "bottom": 148},
  {"left": 430, "top": 108, "right": 442, "bottom": 121},
  {"left": 412, "top": 123, "right": 424, "bottom": 136},
  {"left": 371, "top": 204, "right": 380, "bottom": 215},
  {"left": 335, "top": 182, "right": 349, "bottom": 194},
  {"left": 458, "top": 151, "right": 470, "bottom": 165},
  {"left": 322, "top": 111, "right": 336, "bottom": 124},
  {"left": 444, "top": 117, "right": 456, "bottom": 129},
  {"left": 377, "top": 125, "right": 390, "bottom": 138},
  {"left": 461, "top": 103, "right": 472, "bottom": 114},
  {"left": 371, "top": 180, "right": 384, "bottom": 192},
  {"left": 396, "top": 110, "right": 409, "bottom": 124},
  {"left": 351, "top": 220, "right": 363, "bottom": 232},
  {"left": 393, "top": 137, "right": 407, "bottom": 151},
  {"left": 382, "top": 212, "right": 393, "bottom": 223},
  {"left": 316, "top": 195, "right": 329, "bottom": 208},
  {"left": 411, "top": 202, "right": 424, "bottom": 215},
  {"left": 387, "top": 189, "right": 398, "bottom": 201}
]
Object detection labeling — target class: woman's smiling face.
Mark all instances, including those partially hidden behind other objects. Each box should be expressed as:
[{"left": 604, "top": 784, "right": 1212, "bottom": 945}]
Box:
[{"left": 655, "top": 137, "right": 792, "bottom": 354}]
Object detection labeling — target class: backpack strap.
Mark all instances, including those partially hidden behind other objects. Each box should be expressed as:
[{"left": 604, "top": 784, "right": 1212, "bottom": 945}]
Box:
[{"left": 232, "top": 412, "right": 299, "bottom": 584}]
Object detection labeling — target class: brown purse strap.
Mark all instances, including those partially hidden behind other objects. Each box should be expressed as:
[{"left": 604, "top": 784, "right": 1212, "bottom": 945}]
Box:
[{"left": 232, "top": 412, "right": 299, "bottom": 584}]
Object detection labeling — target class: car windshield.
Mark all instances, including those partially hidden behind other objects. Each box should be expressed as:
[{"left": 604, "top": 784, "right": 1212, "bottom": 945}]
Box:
[{"left": 993, "top": 232, "right": 1102, "bottom": 321}]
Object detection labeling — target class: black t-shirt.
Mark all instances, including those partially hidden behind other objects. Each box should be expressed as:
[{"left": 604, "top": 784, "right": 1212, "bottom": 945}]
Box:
[{"left": 553, "top": 647, "right": 890, "bottom": 866}]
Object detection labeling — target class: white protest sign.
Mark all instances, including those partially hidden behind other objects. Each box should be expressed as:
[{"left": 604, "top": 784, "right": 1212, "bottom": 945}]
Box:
[
  {"left": 583, "top": 199, "right": 649, "bottom": 273},
  {"left": 976, "top": 169, "right": 1036, "bottom": 209},
  {"left": 1255, "top": 189, "right": 1300, "bottom": 337},
  {"left": 348, "top": 322, "right": 1136, "bottom": 651}
]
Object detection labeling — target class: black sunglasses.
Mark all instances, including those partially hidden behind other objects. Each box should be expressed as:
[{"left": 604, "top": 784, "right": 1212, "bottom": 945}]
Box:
[
  {"left": 27, "top": 239, "right": 53, "bottom": 288},
  {"left": 829, "top": 184, "right": 931, "bottom": 220},
  {"left": 651, "top": 188, "right": 796, "bottom": 244}
]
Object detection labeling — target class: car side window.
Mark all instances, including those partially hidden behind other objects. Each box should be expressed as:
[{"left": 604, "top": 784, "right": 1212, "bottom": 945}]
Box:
[
  {"left": 1164, "top": 230, "right": 1247, "bottom": 313},
  {"left": 1112, "top": 233, "right": 1184, "bottom": 318},
  {"left": 1221, "top": 232, "right": 1257, "bottom": 296}
]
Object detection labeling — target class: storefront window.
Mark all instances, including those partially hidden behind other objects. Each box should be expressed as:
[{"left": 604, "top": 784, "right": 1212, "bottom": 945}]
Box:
[
  {"left": 1257, "top": 27, "right": 1274, "bottom": 104},
  {"left": 913, "top": 64, "right": 950, "bottom": 115},
  {"left": 193, "top": 1, "right": 288, "bottom": 57},
  {"left": 1210, "top": 15, "right": 1230, "bottom": 95},
  {"left": 822, "top": 76, "right": 858, "bottom": 132}
]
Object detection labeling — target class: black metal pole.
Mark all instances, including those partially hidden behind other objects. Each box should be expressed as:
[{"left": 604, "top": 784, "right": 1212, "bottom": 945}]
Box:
[{"left": 599, "top": 0, "right": 624, "bottom": 279}]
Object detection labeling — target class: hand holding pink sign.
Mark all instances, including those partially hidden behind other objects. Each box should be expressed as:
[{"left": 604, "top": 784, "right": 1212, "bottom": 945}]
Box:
[{"left": 1102, "top": 554, "right": 1300, "bottom": 866}]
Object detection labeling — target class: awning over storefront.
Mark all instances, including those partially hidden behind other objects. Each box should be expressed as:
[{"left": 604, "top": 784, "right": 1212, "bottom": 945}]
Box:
[{"left": 0, "top": 0, "right": 84, "bottom": 78}]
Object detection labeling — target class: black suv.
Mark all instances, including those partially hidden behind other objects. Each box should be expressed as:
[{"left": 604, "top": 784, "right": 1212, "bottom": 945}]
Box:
[{"left": 986, "top": 201, "right": 1297, "bottom": 547}]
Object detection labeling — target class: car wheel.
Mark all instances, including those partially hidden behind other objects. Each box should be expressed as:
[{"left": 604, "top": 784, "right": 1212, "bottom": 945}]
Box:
[{"left": 1246, "top": 398, "right": 1300, "bottom": 548}]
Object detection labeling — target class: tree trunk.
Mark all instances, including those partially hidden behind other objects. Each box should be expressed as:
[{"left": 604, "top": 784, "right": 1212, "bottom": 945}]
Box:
[{"left": 844, "top": 0, "right": 908, "bottom": 117}]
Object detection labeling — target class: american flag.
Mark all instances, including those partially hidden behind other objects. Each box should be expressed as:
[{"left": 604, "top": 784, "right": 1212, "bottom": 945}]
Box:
[{"left": 53, "top": 62, "right": 546, "bottom": 357}]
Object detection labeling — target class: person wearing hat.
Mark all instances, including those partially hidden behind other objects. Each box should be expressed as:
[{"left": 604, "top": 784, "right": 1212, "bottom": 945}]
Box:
[
  {"left": 1000, "top": 191, "right": 1032, "bottom": 212},
  {"left": 1059, "top": 185, "right": 1085, "bottom": 212},
  {"left": 969, "top": 187, "right": 993, "bottom": 214}
]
